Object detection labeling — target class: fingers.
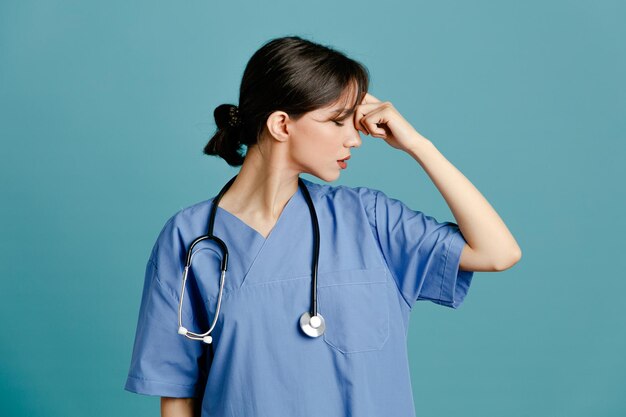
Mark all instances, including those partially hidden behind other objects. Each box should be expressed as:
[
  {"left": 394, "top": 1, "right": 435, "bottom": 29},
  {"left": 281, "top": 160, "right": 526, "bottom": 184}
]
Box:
[
  {"left": 361, "top": 92, "right": 381, "bottom": 104},
  {"left": 354, "top": 93, "right": 384, "bottom": 136},
  {"left": 353, "top": 109, "right": 369, "bottom": 135}
]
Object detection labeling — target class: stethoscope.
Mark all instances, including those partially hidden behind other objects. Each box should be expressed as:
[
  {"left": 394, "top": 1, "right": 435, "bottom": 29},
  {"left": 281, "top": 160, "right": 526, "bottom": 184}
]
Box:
[{"left": 177, "top": 174, "right": 325, "bottom": 344}]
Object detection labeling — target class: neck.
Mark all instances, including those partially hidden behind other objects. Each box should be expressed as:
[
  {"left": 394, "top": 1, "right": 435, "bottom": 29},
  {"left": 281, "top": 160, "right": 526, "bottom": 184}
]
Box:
[{"left": 221, "top": 142, "right": 300, "bottom": 222}]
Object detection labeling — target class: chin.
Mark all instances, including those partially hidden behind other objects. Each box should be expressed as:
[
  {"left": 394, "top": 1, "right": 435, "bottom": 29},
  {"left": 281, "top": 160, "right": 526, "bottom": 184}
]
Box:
[
  {"left": 322, "top": 170, "right": 341, "bottom": 183},
  {"left": 305, "top": 167, "right": 341, "bottom": 183}
]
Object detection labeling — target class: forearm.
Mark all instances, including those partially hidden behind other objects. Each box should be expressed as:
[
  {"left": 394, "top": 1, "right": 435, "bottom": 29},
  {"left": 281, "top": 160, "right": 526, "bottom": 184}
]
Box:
[
  {"left": 161, "top": 397, "right": 196, "bottom": 417},
  {"left": 406, "top": 135, "right": 521, "bottom": 270}
]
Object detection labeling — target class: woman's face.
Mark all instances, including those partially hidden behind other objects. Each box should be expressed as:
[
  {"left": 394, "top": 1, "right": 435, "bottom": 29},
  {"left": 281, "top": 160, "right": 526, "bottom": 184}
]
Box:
[{"left": 285, "top": 90, "right": 364, "bottom": 182}]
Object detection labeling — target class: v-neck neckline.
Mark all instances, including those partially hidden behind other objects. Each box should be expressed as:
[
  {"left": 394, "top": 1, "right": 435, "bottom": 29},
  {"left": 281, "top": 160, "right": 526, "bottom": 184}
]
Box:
[{"left": 214, "top": 184, "right": 302, "bottom": 242}]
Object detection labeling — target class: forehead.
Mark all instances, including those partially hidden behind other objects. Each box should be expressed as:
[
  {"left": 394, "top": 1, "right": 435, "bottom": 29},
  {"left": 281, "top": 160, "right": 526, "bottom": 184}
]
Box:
[{"left": 314, "top": 84, "right": 362, "bottom": 116}]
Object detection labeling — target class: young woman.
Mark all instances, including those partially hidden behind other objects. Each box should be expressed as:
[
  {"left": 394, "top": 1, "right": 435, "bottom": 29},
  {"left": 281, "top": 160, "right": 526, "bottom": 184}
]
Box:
[{"left": 125, "top": 35, "right": 521, "bottom": 417}]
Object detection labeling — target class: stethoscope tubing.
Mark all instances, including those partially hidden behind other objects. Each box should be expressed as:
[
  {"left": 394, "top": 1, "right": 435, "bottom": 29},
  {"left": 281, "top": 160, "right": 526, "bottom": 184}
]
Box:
[{"left": 298, "top": 179, "right": 320, "bottom": 317}]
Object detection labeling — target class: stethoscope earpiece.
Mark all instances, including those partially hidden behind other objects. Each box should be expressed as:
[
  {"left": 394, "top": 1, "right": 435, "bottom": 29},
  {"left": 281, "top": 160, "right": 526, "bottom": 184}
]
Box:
[{"left": 178, "top": 327, "right": 214, "bottom": 344}]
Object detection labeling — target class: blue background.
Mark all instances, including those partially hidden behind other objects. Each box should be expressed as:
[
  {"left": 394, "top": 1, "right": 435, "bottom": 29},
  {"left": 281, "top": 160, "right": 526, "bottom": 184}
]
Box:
[{"left": 1, "top": 0, "right": 624, "bottom": 415}]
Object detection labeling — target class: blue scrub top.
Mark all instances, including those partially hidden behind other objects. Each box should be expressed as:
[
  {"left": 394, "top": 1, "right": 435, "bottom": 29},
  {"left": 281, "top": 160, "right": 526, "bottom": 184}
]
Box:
[{"left": 125, "top": 177, "right": 474, "bottom": 417}]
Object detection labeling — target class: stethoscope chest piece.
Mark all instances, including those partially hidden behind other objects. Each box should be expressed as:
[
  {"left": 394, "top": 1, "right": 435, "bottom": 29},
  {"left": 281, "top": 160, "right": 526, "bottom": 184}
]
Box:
[{"left": 299, "top": 311, "right": 326, "bottom": 338}]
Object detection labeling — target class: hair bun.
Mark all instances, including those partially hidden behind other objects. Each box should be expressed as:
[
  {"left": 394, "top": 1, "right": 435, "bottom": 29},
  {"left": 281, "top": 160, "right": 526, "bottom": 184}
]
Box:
[{"left": 214, "top": 103, "right": 242, "bottom": 130}]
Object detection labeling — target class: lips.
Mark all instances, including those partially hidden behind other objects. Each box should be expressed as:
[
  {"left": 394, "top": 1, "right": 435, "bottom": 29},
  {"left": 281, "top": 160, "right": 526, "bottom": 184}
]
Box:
[{"left": 337, "top": 155, "right": 350, "bottom": 170}]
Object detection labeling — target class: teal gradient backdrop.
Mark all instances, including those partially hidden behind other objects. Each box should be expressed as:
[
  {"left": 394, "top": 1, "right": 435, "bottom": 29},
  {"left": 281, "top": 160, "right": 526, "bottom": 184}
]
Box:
[{"left": 1, "top": 0, "right": 624, "bottom": 415}]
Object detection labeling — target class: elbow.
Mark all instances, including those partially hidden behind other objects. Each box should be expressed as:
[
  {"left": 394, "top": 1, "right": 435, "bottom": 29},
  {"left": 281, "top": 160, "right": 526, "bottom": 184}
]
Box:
[{"left": 493, "top": 247, "right": 522, "bottom": 272}]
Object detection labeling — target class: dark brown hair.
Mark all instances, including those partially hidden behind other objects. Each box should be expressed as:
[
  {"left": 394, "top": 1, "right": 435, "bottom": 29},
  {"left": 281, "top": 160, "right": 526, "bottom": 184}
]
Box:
[{"left": 203, "top": 35, "right": 370, "bottom": 167}]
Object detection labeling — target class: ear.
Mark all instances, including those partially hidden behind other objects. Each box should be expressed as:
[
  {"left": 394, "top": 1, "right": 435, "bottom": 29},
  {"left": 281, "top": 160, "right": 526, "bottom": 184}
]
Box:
[{"left": 266, "top": 110, "right": 291, "bottom": 143}]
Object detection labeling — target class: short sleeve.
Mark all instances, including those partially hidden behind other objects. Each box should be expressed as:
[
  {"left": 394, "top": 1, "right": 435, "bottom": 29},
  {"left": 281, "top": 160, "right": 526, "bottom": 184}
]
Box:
[
  {"left": 359, "top": 187, "right": 474, "bottom": 310},
  {"left": 125, "top": 214, "right": 210, "bottom": 397}
]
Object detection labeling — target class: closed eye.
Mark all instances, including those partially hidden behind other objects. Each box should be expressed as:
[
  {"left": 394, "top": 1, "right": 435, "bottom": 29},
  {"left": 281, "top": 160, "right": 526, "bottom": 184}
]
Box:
[{"left": 333, "top": 120, "right": 344, "bottom": 126}]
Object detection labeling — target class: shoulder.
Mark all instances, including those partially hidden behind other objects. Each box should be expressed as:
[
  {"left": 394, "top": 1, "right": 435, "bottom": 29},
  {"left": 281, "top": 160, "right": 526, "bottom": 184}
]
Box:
[
  {"left": 300, "top": 178, "right": 389, "bottom": 229},
  {"left": 300, "top": 177, "right": 384, "bottom": 204},
  {"left": 149, "top": 198, "right": 213, "bottom": 260},
  {"left": 161, "top": 199, "right": 210, "bottom": 231}
]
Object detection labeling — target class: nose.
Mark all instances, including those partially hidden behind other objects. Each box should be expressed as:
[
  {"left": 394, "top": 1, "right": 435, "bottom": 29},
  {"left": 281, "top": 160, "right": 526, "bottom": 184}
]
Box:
[{"left": 346, "top": 127, "right": 362, "bottom": 148}]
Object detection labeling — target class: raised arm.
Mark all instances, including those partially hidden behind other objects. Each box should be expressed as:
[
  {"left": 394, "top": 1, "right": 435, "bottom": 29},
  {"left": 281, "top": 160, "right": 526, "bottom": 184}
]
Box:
[
  {"left": 354, "top": 92, "right": 522, "bottom": 272},
  {"left": 405, "top": 138, "right": 521, "bottom": 272}
]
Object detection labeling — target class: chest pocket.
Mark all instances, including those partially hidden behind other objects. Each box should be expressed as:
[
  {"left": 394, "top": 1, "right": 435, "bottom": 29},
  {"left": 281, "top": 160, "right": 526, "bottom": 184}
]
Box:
[{"left": 317, "top": 267, "right": 390, "bottom": 354}]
